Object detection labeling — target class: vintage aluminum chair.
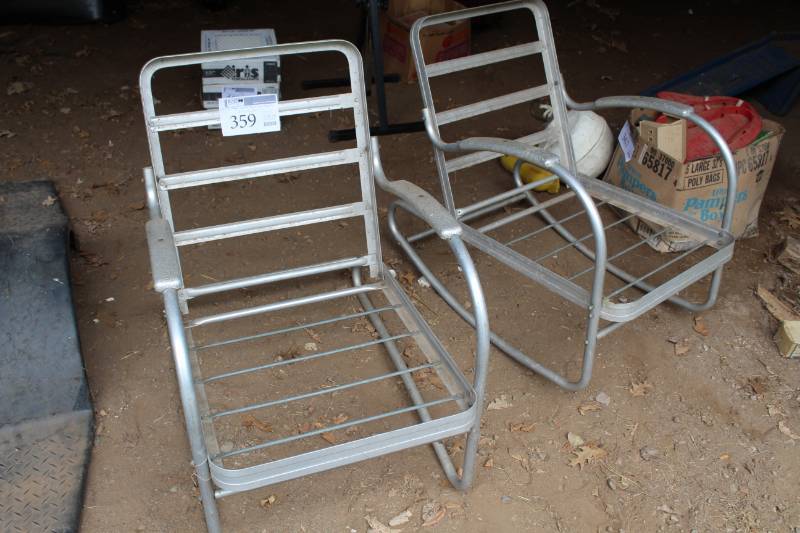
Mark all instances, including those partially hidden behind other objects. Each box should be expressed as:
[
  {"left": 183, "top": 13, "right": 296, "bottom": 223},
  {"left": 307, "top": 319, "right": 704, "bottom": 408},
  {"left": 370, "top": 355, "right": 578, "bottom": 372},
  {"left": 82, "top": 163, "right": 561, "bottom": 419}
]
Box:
[
  {"left": 385, "top": 0, "right": 738, "bottom": 390},
  {"left": 140, "top": 40, "right": 489, "bottom": 532}
]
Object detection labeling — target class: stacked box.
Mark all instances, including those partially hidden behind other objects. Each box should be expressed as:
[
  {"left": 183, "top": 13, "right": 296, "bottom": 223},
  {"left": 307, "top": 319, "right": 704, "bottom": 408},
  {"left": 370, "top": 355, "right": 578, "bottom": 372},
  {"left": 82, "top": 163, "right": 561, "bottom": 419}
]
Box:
[{"left": 201, "top": 29, "right": 281, "bottom": 110}]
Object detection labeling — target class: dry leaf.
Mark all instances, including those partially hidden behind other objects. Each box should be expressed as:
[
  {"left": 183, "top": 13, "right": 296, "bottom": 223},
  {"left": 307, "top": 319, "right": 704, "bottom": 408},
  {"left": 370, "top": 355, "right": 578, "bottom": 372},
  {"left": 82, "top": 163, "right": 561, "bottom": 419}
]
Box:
[
  {"left": 388, "top": 509, "right": 412, "bottom": 527},
  {"left": 7, "top": 80, "right": 33, "bottom": 95},
  {"left": 321, "top": 432, "right": 338, "bottom": 445},
  {"left": 304, "top": 342, "right": 318, "bottom": 351},
  {"left": 0, "top": 129, "right": 15, "bottom": 138},
  {"left": 259, "top": 495, "right": 276, "bottom": 508},
  {"left": 509, "top": 422, "right": 535, "bottom": 433},
  {"left": 629, "top": 381, "right": 653, "bottom": 397},
  {"left": 487, "top": 394, "right": 512, "bottom": 410},
  {"left": 778, "top": 420, "right": 800, "bottom": 440},
  {"left": 569, "top": 444, "right": 607, "bottom": 469},
  {"left": 421, "top": 501, "right": 446, "bottom": 527},
  {"left": 331, "top": 413, "right": 349, "bottom": 425},
  {"left": 674, "top": 340, "right": 690, "bottom": 356},
  {"left": 578, "top": 402, "right": 602, "bottom": 415},
  {"left": 748, "top": 376, "right": 767, "bottom": 395},
  {"left": 693, "top": 316, "right": 710, "bottom": 336},
  {"left": 127, "top": 201, "right": 146, "bottom": 210},
  {"left": 365, "top": 515, "right": 400, "bottom": 533},
  {"left": 400, "top": 271, "right": 416, "bottom": 285},
  {"left": 241, "top": 414, "right": 272, "bottom": 433},
  {"left": 41, "top": 195, "right": 56, "bottom": 206},
  {"left": 767, "top": 404, "right": 784, "bottom": 417},
  {"left": 483, "top": 457, "right": 494, "bottom": 468}
]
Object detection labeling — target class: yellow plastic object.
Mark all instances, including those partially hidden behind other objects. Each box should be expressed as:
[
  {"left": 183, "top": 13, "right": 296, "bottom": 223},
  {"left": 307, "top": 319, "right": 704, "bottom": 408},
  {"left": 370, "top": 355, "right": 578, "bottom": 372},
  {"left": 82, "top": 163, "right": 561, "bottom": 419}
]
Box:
[{"left": 499, "top": 155, "right": 560, "bottom": 194}]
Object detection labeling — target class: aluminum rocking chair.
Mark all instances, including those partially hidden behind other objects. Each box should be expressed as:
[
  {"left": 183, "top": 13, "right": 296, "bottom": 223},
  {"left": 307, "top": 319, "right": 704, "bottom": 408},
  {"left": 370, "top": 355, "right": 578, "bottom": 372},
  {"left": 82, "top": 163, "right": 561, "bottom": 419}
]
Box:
[
  {"left": 386, "top": 0, "right": 738, "bottom": 391},
  {"left": 140, "top": 40, "right": 488, "bottom": 532}
]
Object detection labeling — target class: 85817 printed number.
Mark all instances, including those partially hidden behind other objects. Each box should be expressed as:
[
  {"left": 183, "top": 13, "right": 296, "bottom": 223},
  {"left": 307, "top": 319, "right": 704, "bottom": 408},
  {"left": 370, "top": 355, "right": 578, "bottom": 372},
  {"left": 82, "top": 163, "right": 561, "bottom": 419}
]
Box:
[{"left": 229, "top": 113, "right": 257, "bottom": 130}]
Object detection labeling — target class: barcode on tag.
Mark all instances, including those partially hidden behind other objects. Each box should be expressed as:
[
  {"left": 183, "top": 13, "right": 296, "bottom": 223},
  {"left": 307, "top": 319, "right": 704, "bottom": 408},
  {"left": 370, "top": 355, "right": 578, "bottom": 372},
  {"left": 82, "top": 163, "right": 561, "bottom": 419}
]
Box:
[
  {"left": 219, "top": 93, "right": 280, "bottom": 136},
  {"left": 221, "top": 86, "right": 258, "bottom": 98},
  {"left": 618, "top": 121, "right": 635, "bottom": 162}
]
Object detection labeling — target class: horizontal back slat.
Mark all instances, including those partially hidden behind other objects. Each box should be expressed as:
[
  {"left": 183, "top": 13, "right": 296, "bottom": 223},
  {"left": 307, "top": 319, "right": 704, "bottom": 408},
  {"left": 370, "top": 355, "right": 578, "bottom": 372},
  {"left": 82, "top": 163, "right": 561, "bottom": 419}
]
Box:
[
  {"left": 173, "top": 202, "right": 365, "bottom": 246},
  {"left": 435, "top": 84, "right": 550, "bottom": 125},
  {"left": 426, "top": 41, "right": 543, "bottom": 77},
  {"left": 161, "top": 148, "right": 361, "bottom": 190}
]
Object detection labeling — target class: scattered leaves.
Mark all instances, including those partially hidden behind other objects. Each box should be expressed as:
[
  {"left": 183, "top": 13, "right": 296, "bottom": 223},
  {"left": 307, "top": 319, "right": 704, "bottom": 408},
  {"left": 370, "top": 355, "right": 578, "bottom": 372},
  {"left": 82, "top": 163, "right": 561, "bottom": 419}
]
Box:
[
  {"left": 421, "top": 501, "right": 446, "bottom": 528},
  {"left": 629, "top": 381, "right": 654, "bottom": 397},
  {"left": 487, "top": 394, "right": 512, "bottom": 410},
  {"left": 388, "top": 509, "right": 412, "bottom": 527},
  {"left": 365, "top": 515, "right": 399, "bottom": 533},
  {"left": 778, "top": 420, "right": 800, "bottom": 440},
  {"left": 509, "top": 421, "right": 535, "bottom": 433},
  {"left": 320, "top": 432, "right": 338, "bottom": 445},
  {"left": 399, "top": 271, "right": 416, "bottom": 285},
  {"left": 483, "top": 457, "right": 494, "bottom": 468},
  {"left": 331, "top": 413, "right": 349, "bottom": 425},
  {"left": 693, "top": 316, "right": 710, "bottom": 336},
  {"left": 747, "top": 376, "right": 767, "bottom": 396},
  {"left": 569, "top": 444, "right": 607, "bottom": 469},
  {"left": 259, "top": 494, "right": 276, "bottom": 508},
  {"left": 7, "top": 80, "right": 32, "bottom": 95},
  {"left": 41, "top": 195, "right": 56, "bottom": 207},
  {"left": 578, "top": 402, "right": 602, "bottom": 415},
  {"left": 127, "top": 201, "right": 146, "bottom": 211},
  {"left": 673, "top": 339, "right": 690, "bottom": 356},
  {"left": 241, "top": 414, "right": 273, "bottom": 433},
  {"left": 303, "top": 341, "right": 318, "bottom": 352}
]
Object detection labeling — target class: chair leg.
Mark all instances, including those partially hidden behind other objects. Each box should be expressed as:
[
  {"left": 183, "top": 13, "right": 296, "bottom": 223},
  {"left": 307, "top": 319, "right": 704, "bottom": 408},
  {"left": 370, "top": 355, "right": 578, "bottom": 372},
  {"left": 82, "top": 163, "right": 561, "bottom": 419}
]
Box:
[
  {"left": 350, "top": 261, "right": 486, "bottom": 490},
  {"left": 163, "top": 290, "right": 222, "bottom": 533},
  {"left": 387, "top": 203, "right": 600, "bottom": 391}
]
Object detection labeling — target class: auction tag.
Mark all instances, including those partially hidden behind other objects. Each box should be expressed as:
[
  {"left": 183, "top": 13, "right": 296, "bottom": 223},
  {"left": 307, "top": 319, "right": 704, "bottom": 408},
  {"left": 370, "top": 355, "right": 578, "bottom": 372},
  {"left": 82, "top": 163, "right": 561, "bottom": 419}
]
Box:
[
  {"left": 618, "top": 121, "right": 635, "bottom": 162},
  {"left": 219, "top": 93, "right": 280, "bottom": 136}
]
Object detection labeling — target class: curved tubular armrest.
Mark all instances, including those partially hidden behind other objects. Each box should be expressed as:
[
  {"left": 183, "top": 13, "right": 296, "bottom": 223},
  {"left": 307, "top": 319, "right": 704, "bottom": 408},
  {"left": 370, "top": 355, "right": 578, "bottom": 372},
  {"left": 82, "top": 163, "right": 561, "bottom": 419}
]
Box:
[
  {"left": 561, "top": 88, "right": 739, "bottom": 232},
  {"left": 370, "top": 137, "right": 462, "bottom": 240},
  {"left": 146, "top": 218, "right": 182, "bottom": 292}
]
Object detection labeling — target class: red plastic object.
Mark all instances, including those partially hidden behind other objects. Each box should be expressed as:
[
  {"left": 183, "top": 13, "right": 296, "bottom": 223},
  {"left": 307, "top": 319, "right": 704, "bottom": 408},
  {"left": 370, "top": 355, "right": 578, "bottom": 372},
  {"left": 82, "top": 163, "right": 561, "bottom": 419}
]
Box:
[{"left": 655, "top": 91, "right": 763, "bottom": 161}]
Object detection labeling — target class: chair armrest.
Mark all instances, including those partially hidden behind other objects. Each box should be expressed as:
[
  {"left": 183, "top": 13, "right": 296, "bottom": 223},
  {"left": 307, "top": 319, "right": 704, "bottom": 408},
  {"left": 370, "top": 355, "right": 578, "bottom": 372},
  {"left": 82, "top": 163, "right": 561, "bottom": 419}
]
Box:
[
  {"left": 145, "top": 218, "right": 182, "bottom": 292},
  {"left": 566, "top": 93, "right": 693, "bottom": 118},
  {"left": 370, "top": 137, "right": 462, "bottom": 240}
]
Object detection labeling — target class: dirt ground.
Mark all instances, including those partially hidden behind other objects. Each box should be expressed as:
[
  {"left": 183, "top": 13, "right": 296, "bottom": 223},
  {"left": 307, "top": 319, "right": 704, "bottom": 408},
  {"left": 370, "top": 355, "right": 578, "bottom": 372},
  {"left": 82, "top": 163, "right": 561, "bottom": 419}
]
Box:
[{"left": 2, "top": 1, "right": 800, "bottom": 532}]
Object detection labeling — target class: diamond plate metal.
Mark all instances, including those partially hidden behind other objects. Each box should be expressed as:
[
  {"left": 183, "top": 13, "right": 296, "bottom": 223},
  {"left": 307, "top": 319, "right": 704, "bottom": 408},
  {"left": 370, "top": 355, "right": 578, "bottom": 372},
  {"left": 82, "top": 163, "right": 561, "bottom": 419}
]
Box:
[{"left": 0, "top": 411, "right": 93, "bottom": 533}]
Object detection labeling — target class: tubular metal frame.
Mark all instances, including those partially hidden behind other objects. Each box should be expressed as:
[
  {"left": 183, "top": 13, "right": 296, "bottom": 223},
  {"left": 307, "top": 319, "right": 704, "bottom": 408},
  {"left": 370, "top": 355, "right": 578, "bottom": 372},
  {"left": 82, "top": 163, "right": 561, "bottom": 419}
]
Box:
[
  {"left": 140, "top": 40, "right": 489, "bottom": 533},
  {"left": 390, "top": 0, "right": 737, "bottom": 391}
]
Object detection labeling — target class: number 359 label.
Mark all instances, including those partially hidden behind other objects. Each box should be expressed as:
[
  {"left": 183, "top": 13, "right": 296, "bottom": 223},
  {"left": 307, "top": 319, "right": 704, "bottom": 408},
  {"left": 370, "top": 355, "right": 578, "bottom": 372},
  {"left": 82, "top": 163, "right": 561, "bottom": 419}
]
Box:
[{"left": 219, "top": 93, "right": 280, "bottom": 137}]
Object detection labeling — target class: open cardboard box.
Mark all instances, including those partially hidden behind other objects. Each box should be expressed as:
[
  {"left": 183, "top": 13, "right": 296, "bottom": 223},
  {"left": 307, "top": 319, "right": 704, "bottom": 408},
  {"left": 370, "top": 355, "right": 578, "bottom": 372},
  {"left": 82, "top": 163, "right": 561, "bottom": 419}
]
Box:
[
  {"left": 603, "top": 109, "right": 785, "bottom": 252},
  {"left": 381, "top": 0, "right": 470, "bottom": 82}
]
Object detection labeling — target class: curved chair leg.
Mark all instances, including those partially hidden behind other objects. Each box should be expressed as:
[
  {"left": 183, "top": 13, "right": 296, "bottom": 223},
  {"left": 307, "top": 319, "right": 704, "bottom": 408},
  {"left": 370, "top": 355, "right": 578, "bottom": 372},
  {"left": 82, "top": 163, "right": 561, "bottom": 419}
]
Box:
[
  {"left": 351, "top": 235, "right": 489, "bottom": 489},
  {"left": 388, "top": 202, "right": 600, "bottom": 391}
]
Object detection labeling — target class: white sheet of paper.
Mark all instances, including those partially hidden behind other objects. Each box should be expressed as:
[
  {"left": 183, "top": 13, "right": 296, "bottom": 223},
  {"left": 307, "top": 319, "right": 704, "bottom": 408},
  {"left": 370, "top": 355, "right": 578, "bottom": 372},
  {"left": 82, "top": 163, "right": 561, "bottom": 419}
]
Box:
[
  {"left": 219, "top": 93, "right": 280, "bottom": 136},
  {"left": 618, "top": 121, "right": 635, "bottom": 162}
]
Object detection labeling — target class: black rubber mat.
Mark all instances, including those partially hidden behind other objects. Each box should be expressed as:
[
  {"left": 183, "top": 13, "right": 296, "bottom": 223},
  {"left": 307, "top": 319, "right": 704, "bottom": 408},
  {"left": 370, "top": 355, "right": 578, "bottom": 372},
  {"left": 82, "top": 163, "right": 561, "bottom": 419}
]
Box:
[{"left": 0, "top": 181, "right": 93, "bottom": 533}]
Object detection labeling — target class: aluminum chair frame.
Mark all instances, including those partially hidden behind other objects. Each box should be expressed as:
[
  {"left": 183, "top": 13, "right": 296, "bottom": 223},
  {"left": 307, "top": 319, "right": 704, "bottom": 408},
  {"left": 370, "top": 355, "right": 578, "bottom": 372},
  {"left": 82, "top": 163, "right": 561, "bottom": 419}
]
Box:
[
  {"left": 140, "top": 40, "right": 489, "bottom": 533},
  {"left": 387, "top": 0, "right": 738, "bottom": 391}
]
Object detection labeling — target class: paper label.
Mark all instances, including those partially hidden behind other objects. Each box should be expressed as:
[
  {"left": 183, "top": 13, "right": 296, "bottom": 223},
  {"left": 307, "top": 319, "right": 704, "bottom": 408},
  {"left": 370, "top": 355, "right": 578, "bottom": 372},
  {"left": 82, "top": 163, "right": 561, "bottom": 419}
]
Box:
[
  {"left": 618, "top": 121, "right": 635, "bottom": 162},
  {"left": 219, "top": 93, "right": 280, "bottom": 136}
]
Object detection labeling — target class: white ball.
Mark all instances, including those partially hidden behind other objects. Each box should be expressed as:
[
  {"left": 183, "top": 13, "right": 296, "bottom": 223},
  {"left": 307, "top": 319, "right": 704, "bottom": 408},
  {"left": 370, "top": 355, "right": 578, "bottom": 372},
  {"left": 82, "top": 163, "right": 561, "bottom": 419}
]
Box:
[{"left": 543, "top": 110, "right": 614, "bottom": 179}]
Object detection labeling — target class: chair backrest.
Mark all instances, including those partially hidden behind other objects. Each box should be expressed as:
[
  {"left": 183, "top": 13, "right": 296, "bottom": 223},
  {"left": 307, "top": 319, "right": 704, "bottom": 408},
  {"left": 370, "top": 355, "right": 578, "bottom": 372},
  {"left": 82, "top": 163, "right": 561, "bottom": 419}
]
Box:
[
  {"left": 139, "top": 40, "right": 382, "bottom": 310},
  {"left": 411, "top": 0, "right": 577, "bottom": 215}
]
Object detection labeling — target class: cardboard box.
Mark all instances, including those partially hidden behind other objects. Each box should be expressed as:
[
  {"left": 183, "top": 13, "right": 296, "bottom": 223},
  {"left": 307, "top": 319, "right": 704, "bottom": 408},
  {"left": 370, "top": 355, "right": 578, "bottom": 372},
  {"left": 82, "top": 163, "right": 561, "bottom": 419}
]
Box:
[
  {"left": 201, "top": 29, "right": 280, "bottom": 85},
  {"left": 603, "top": 111, "right": 785, "bottom": 252},
  {"left": 381, "top": 0, "right": 470, "bottom": 82}
]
